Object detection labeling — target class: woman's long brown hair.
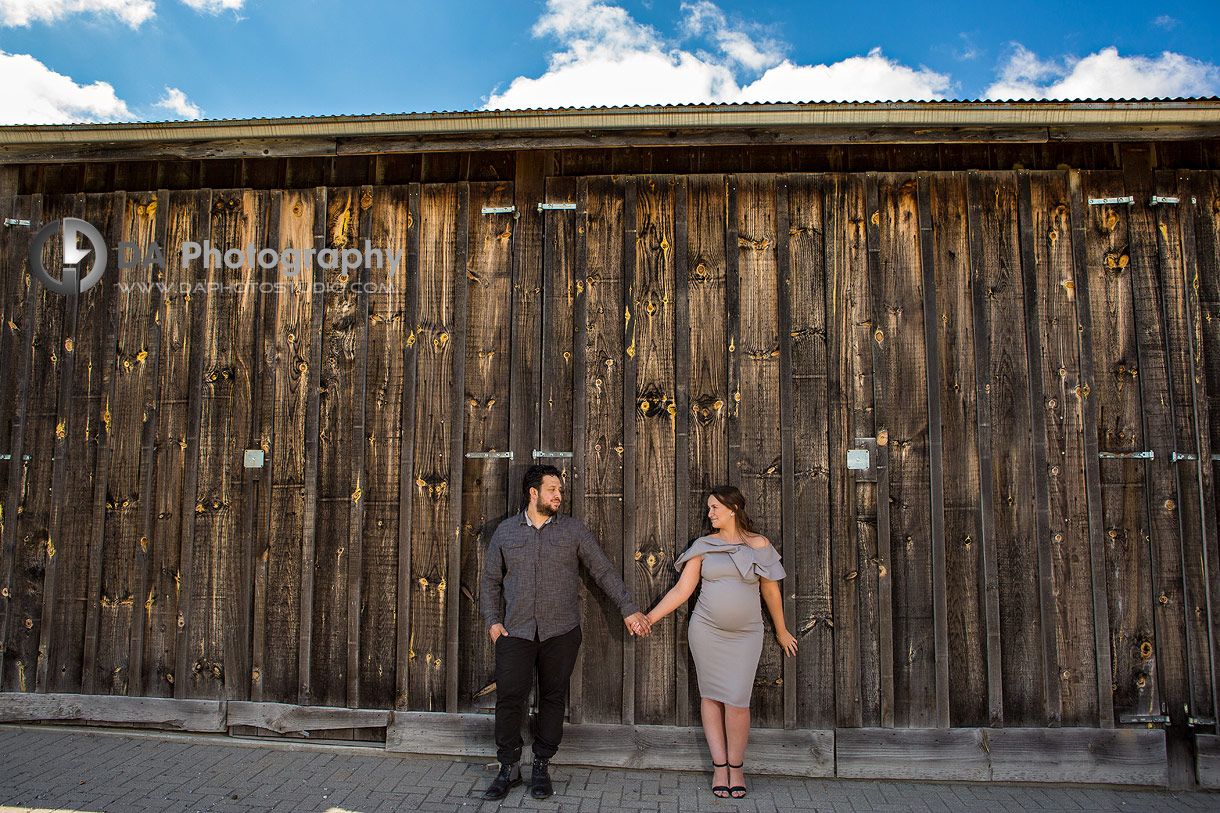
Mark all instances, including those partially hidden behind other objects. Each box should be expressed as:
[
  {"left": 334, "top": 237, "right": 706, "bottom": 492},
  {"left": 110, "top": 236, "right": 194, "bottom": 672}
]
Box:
[{"left": 709, "top": 485, "right": 756, "bottom": 535}]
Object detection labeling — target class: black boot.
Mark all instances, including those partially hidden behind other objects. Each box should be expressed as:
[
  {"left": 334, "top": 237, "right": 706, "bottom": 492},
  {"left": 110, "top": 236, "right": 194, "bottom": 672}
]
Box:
[
  {"left": 529, "top": 755, "right": 554, "bottom": 799},
  {"left": 483, "top": 761, "right": 521, "bottom": 800}
]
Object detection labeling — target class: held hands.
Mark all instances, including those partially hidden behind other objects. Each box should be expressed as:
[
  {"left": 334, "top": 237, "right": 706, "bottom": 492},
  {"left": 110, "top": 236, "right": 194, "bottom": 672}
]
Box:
[
  {"left": 776, "top": 629, "right": 798, "bottom": 657},
  {"left": 489, "top": 623, "right": 508, "bottom": 642},
  {"left": 624, "top": 612, "right": 652, "bottom": 637}
]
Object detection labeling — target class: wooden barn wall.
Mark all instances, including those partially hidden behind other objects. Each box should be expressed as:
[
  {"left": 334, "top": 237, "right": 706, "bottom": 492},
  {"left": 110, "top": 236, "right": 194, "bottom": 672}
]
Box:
[{"left": 2, "top": 170, "right": 1220, "bottom": 741}]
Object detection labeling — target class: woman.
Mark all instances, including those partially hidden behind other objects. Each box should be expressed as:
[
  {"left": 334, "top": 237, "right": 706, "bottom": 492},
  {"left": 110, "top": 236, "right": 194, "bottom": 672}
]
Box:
[{"left": 644, "top": 486, "right": 798, "bottom": 799}]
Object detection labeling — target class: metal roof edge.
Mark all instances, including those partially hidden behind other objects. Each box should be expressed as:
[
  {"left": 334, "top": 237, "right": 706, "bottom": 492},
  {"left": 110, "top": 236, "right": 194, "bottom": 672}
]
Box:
[{"left": 2, "top": 100, "right": 1220, "bottom": 146}]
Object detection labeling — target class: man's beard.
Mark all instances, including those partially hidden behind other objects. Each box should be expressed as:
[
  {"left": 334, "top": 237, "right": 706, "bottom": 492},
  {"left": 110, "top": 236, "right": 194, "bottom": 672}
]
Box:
[{"left": 533, "top": 498, "right": 558, "bottom": 517}]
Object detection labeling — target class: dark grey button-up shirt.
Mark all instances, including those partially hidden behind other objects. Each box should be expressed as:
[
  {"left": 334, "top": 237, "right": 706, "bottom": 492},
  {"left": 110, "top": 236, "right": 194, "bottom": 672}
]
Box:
[{"left": 481, "top": 510, "right": 638, "bottom": 641}]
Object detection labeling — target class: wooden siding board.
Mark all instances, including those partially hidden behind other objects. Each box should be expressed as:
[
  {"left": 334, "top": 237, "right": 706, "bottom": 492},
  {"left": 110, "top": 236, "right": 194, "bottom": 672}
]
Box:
[
  {"left": 444, "top": 183, "right": 469, "bottom": 714},
  {"left": 734, "top": 174, "right": 785, "bottom": 728},
  {"left": 873, "top": 173, "right": 936, "bottom": 728},
  {"left": 683, "top": 174, "right": 729, "bottom": 725},
  {"left": 633, "top": 175, "right": 678, "bottom": 726},
  {"left": 928, "top": 173, "right": 987, "bottom": 727},
  {"left": 786, "top": 175, "right": 834, "bottom": 729},
  {"left": 44, "top": 193, "right": 118, "bottom": 693},
  {"left": 671, "top": 177, "right": 692, "bottom": 727},
  {"left": 863, "top": 174, "right": 895, "bottom": 728},
  {"left": 0, "top": 194, "right": 39, "bottom": 693},
  {"left": 458, "top": 182, "right": 514, "bottom": 713},
  {"left": 1017, "top": 171, "right": 1065, "bottom": 726},
  {"left": 1029, "top": 172, "right": 1100, "bottom": 726},
  {"left": 359, "top": 185, "right": 413, "bottom": 711},
  {"left": 1122, "top": 163, "right": 1196, "bottom": 744},
  {"left": 581, "top": 175, "right": 626, "bottom": 723},
  {"left": 142, "top": 190, "right": 206, "bottom": 698},
  {"left": 774, "top": 177, "right": 798, "bottom": 729},
  {"left": 185, "top": 190, "right": 263, "bottom": 701},
  {"left": 1079, "top": 171, "right": 1161, "bottom": 722},
  {"left": 407, "top": 183, "right": 460, "bottom": 711}
]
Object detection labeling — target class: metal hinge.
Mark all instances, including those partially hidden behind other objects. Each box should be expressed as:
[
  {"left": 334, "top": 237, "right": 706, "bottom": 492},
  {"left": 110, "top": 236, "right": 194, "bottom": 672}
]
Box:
[
  {"left": 465, "top": 451, "right": 513, "bottom": 459},
  {"left": 1189, "top": 715, "right": 1217, "bottom": 727},
  {"left": 532, "top": 450, "right": 573, "bottom": 460},
  {"left": 1088, "top": 196, "right": 1134, "bottom": 206},
  {"left": 537, "top": 203, "right": 576, "bottom": 212},
  {"left": 1119, "top": 712, "right": 1170, "bottom": 725},
  {"left": 481, "top": 206, "right": 517, "bottom": 215},
  {"left": 3, "top": 218, "right": 30, "bottom": 227},
  {"left": 1149, "top": 196, "right": 1180, "bottom": 206},
  {"left": 0, "top": 453, "right": 32, "bottom": 461},
  {"left": 1099, "top": 450, "right": 1154, "bottom": 460}
]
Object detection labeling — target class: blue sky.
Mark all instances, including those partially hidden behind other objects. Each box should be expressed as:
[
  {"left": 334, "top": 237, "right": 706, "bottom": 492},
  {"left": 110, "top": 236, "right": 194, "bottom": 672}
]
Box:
[{"left": 0, "top": 0, "right": 1217, "bottom": 124}]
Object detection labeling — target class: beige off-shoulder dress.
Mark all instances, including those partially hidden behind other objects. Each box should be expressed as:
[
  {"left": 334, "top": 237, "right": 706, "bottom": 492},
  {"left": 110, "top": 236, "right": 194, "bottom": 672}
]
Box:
[{"left": 674, "top": 537, "right": 787, "bottom": 708}]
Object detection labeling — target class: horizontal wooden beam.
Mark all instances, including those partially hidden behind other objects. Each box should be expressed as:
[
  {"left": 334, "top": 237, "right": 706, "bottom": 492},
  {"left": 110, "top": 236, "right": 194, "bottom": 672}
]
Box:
[
  {"left": 836, "top": 727, "right": 1168, "bottom": 786},
  {"left": 1, "top": 125, "right": 1218, "bottom": 164},
  {"left": 1198, "top": 734, "right": 1220, "bottom": 790},
  {"left": 387, "top": 712, "right": 833, "bottom": 777},
  {"left": 0, "top": 693, "right": 224, "bottom": 732},
  {"left": 226, "top": 702, "right": 390, "bottom": 734}
]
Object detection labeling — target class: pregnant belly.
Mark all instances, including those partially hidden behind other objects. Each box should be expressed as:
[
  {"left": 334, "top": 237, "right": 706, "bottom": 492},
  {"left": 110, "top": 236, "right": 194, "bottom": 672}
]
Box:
[{"left": 692, "top": 581, "right": 763, "bottom": 632}]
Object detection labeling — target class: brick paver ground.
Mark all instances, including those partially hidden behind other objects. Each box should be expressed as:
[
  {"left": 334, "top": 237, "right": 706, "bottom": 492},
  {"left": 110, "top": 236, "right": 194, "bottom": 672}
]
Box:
[{"left": 1, "top": 726, "right": 1216, "bottom": 812}]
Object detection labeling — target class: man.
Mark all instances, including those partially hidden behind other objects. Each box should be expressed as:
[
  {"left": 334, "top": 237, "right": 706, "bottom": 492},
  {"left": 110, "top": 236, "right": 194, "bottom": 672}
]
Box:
[{"left": 481, "top": 464, "right": 652, "bottom": 800}]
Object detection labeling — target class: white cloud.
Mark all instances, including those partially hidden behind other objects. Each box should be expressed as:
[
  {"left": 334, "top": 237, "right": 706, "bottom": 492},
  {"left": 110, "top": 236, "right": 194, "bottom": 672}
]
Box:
[
  {"left": 0, "top": 50, "right": 133, "bottom": 124},
  {"left": 179, "top": 0, "right": 244, "bottom": 13},
  {"left": 986, "top": 44, "right": 1220, "bottom": 100},
  {"left": 486, "top": 0, "right": 950, "bottom": 109},
  {"left": 0, "top": 0, "right": 154, "bottom": 27},
  {"left": 153, "top": 86, "right": 202, "bottom": 118},
  {"left": 739, "top": 49, "right": 951, "bottom": 103},
  {"left": 1153, "top": 15, "right": 1178, "bottom": 30}
]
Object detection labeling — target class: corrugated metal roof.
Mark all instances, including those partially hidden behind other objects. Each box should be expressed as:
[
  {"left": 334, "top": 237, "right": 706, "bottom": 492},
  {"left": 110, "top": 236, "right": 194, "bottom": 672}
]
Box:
[{"left": 1, "top": 99, "right": 1218, "bottom": 146}]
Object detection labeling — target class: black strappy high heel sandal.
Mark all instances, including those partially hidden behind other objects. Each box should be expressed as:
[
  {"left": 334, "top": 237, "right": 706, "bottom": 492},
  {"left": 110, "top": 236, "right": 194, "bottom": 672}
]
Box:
[
  {"left": 711, "top": 761, "right": 730, "bottom": 798},
  {"left": 728, "top": 762, "right": 746, "bottom": 798}
]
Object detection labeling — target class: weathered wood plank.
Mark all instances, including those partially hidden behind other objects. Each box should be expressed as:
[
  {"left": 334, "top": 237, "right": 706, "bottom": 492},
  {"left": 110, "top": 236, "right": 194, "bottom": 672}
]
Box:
[
  {"left": 44, "top": 193, "right": 119, "bottom": 694},
  {"left": 671, "top": 177, "right": 692, "bottom": 727},
  {"left": 570, "top": 176, "right": 591, "bottom": 722},
  {"left": 1067, "top": 171, "right": 1116, "bottom": 728},
  {"left": 256, "top": 190, "right": 316, "bottom": 703},
  {"left": 458, "top": 182, "right": 514, "bottom": 713},
  {"left": 1123, "top": 162, "right": 1197, "bottom": 772},
  {"left": 393, "top": 184, "right": 420, "bottom": 711},
  {"left": 387, "top": 712, "right": 832, "bottom": 777},
  {"left": 621, "top": 177, "right": 638, "bottom": 726},
  {"left": 786, "top": 175, "right": 833, "bottom": 729},
  {"left": 1016, "top": 172, "right": 1064, "bottom": 726},
  {"left": 579, "top": 176, "right": 626, "bottom": 724},
  {"left": 89, "top": 193, "right": 157, "bottom": 696},
  {"left": 508, "top": 151, "right": 547, "bottom": 510},
  {"left": 444, "top": 183, "right": 469, "bottom": 714},
  {"left": 307, "top": 188, "right": 364, "bottom": 708},
  {"left": 407, "top": 183, "right": 460, "bottom": 711},
  {"left": 184, "top": 190, "right": 263, "bottom": 701},
  {"left": 1029, "top": 172, "right": 1099, "bottom": 726},
  {"left": 826, "top": 174, "right": 873, "bottom": 728},
  {"left": 1079, "top": 171, "right": 1160, "bottom": 722},
  {"left": 141, "top": 190, "right": 207, "bottom": 698},
  {"left": 0, "top": 193, "right": 40, "bottom": 693},
  {"left": 915, "top": 174, "right": 951, "bottom": 729},
  {"left": 226, "top": 701, "right": 389, "bottom": 734},
  {"left": 683, "top": 174, "right": 728, "bottom": 724},
  {"left": 633, "top": 176, "right": 678, "bottom": 725},
  {"left": 1198, "top": 734, "right": 1220, "bottom": 790},
  {"left": 773, "top": 177, "right": 797, "bottom": 729},
  {"left": 0, "top": 692, "right": 225, "bottom": 730},
  {"left": 35, "top": 193, "right": 86, "bottom": 694},
  {"left": 927, "top": 173, "right": 987, "bottom": 727},
  {"left": 965, "top": 171, "right": 1006, "bottom": 726},
  {"left": 837, "top": 727, "right": 1166, "bottom": 786},
  {"left": 863, "top": 174, "right": 895, "bottom": 728},
  {"left": 1182, "top": 171, "right": 1220, "bottom": 728},
  {"left": 123, "top": 191, "right": 169, "bottom": 697},
  {"left": 874, "top": 173, "right": 936, "bottom": 728}
]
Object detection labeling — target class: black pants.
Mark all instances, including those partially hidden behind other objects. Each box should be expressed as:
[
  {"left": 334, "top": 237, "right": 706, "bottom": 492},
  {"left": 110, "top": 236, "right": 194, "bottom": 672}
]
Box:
[{"left": 493, "top": 625, "right": 582, "bottom": 765}]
